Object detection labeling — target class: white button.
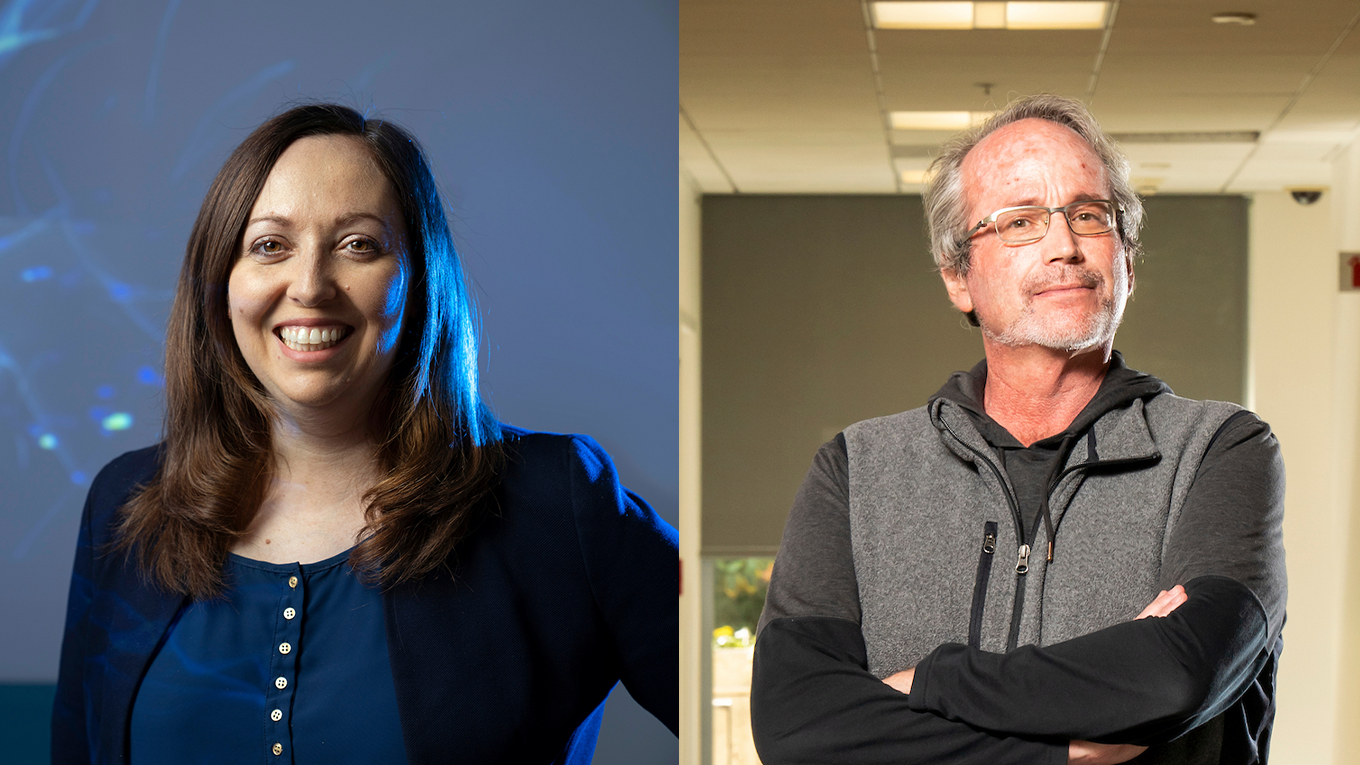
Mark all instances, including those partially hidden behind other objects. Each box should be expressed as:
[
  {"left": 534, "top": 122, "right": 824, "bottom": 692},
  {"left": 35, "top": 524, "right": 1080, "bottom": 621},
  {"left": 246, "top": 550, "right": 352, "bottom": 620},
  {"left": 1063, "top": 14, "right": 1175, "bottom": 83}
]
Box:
[
  {"left": 288, "top": 576, "right": 298, "bottom": 589},
  {"left": 279, "top": 642, "right": 291, "bottom": 655},
  {"left": 270, "top": 709, "right": 282, "bottom": 722},
  {"left": 272, "top": 743, "right": 283, "bottom": 756},
  {"left": 275, "top": 676, "right": 287, "bottom": 689},
  {"left": 283, "top": 607, "right": 296, "bottom": 620}
]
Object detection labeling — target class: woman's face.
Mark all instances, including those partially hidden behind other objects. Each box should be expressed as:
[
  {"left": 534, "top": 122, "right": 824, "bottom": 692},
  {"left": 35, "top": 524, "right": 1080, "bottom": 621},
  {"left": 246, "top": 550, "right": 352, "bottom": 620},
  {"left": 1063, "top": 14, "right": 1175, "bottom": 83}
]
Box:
[{"left": 227, "top": 134, "right": 411, "bottom": 425}]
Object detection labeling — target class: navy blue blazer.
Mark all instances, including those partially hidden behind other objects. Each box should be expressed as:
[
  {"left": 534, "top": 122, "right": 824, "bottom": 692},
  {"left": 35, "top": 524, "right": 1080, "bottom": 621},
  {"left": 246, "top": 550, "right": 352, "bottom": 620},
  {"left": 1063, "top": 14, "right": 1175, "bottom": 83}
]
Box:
[{"left": 53, "top": 428, "right": 679, "bottom": 764}]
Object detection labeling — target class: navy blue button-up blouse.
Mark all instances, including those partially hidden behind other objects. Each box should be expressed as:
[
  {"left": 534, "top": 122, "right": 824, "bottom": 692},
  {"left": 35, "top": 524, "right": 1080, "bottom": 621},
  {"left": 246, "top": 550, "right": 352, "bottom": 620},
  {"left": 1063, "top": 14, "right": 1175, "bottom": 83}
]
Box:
[{"left": 128, "top": 550, "right": 406, "bottom": 764}]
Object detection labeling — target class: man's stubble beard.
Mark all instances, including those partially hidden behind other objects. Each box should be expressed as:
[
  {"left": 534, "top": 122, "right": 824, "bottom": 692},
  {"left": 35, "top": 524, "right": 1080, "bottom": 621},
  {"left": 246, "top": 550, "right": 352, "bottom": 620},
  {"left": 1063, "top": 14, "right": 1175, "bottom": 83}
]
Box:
[{"left": 980, "top": 255, "right": 1130, "bottom": 354}]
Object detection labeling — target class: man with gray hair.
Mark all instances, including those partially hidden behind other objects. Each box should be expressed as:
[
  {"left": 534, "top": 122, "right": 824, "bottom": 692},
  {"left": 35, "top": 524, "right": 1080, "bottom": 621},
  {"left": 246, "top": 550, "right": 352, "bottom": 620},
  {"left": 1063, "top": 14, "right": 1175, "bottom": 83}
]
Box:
[{"left": 750, "top": 94, "right": 1285, "bottom": 764}]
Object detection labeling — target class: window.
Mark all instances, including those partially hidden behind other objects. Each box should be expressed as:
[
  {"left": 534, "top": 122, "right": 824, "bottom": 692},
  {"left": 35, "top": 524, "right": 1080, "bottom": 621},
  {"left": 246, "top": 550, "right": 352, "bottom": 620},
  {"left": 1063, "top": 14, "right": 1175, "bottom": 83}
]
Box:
[{"left": 707, "top": 557, "right": 773, "bottom": 765}]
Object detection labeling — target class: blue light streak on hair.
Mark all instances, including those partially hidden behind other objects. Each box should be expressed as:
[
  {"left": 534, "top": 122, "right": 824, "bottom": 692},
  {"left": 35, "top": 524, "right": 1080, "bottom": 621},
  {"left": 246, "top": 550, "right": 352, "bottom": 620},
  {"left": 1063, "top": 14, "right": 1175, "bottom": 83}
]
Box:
[
  {"left": 20, "top": 265, "right": 51, "bottom": 281},
  {"left": 415, "top": 205, "right": 490, "bottom": 447}
]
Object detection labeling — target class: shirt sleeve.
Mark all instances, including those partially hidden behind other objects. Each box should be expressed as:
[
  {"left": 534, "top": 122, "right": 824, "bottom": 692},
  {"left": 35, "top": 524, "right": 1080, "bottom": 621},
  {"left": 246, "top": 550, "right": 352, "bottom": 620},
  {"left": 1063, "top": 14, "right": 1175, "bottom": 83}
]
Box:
[
  {"left": 751, "top": 436, "right": 1068, "bottom": 765},
  {"left": 567, "top": 435, "right": 679, "bottom": 735},
  {"left": 52, "top": 475, "right": 97, "bottom": 765},
  {"left": 905, "top": 411, "right": 1286, "bottom": 748}
]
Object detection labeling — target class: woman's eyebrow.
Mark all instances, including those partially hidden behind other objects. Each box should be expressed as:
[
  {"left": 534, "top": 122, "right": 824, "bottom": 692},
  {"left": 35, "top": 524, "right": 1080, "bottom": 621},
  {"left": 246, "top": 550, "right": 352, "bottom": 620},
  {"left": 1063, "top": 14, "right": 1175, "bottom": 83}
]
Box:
[
  {"left": 333, "top": 212, "right": 393, "bottom": 234},
  {"left": 245, "top": 213, "right": 293, "bottom": 229},
  {"left": 244, "top": 212, "right": 393, "bottom": 235}
]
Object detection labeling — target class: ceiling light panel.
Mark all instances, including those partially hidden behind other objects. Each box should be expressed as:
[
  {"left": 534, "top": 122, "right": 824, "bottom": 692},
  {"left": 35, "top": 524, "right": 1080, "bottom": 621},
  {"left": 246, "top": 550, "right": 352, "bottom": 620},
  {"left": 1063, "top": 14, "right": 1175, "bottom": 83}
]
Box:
[
  {"left": 1006, "top": 2, "right": 1109, "bottom": 29},
  {"left": 891, "top": 111, "right": 995, "bottom": 130},
  {"left": 872, "top": 2, "right": 1109, "bottom": 30},
  {"left": 873, "top": 2, "right": 974, "bottom": 29}
]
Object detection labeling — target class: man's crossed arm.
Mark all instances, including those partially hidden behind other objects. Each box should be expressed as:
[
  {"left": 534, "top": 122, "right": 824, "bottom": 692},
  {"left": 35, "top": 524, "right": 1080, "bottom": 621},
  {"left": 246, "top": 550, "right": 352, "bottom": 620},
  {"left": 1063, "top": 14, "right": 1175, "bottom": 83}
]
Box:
[{"left": 752, "top": 414, "right": 1284, "bottom": 765}]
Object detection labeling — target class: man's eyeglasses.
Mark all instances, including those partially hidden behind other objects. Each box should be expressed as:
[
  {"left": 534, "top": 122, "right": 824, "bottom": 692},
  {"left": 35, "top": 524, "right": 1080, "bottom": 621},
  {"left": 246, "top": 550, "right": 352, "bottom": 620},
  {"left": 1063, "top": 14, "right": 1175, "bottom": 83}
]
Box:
[{"left": 965, "top": 200, "right": 1118, "bottom": 245}]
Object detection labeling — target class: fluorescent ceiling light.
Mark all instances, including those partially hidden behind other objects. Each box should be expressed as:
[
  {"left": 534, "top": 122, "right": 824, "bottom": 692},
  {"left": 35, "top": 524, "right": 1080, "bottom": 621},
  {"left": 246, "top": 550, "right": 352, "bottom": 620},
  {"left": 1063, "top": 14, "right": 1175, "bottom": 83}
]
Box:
[
  {"left": 901, "top": 170, "right": 933, "bottom": 184},
  {"left": 891, "top": 111, "right": 995, "bottom": 130},
  {"left": 873, "top": 2, "right": 973, "bottom": 29},
  {"left": 1006, "top": 2, "right": 1108, "bottom": 29},
  {"left": 872, "top": 2, "right": 1109, "bottom": 30}
]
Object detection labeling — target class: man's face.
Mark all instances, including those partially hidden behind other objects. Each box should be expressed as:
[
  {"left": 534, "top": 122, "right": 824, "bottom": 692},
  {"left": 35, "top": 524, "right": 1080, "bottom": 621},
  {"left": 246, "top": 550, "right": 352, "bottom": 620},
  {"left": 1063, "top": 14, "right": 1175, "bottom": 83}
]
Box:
[{"left": 942, "top": 118, "right": 1132, "bottom": 354}]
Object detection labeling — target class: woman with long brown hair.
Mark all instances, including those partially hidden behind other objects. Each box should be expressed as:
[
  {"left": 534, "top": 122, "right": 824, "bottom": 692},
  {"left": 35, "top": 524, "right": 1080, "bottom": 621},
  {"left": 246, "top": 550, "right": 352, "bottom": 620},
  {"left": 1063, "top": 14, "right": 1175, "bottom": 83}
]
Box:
[{"left": 52, "top": 103, "right": 677, "bottom": 764}]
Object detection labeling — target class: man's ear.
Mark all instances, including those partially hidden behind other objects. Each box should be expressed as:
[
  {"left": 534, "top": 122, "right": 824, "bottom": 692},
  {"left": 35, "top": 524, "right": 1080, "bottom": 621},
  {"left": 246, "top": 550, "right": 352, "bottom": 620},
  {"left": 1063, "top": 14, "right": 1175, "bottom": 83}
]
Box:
[
  {"left": 941, "top": 268, "right": 973, "bottom": 315},
  {"left": 1126, "top": 252, "right": 1136, "bottom": 295}
]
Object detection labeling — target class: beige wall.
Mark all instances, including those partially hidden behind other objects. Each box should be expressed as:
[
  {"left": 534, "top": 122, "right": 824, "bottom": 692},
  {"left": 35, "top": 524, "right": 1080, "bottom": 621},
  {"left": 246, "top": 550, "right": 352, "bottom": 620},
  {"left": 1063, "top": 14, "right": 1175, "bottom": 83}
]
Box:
[
  {"left": 1247, "top": 183, "right": 1360, "bottom": 765},
  {"left": 679, "top": 164, "right": 703, "bottom": 765},
  {"left": 1332, "top": 140, "right": 1360, "bottom": 765}
]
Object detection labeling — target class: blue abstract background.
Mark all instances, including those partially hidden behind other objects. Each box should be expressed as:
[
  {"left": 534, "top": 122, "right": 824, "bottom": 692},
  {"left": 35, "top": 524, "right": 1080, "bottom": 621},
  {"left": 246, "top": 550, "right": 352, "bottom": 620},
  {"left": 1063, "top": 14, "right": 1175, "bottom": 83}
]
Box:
[{"left": 0, "top": 0, "right": 677, "bottom": 761}]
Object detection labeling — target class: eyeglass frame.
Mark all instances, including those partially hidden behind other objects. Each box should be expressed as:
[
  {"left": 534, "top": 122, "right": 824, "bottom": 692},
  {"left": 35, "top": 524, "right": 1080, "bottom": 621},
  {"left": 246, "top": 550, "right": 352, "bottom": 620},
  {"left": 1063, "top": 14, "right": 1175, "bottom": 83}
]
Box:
[{"left": 963, "top": 199, "right": 1121, "bottom": 245}]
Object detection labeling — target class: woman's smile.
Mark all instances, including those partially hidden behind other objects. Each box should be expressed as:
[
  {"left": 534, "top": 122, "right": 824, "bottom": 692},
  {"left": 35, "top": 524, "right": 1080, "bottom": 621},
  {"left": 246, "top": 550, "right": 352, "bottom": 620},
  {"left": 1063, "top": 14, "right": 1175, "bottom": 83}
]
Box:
[{"left": 277, "top": 325, "right": 352, "bottom": 352}]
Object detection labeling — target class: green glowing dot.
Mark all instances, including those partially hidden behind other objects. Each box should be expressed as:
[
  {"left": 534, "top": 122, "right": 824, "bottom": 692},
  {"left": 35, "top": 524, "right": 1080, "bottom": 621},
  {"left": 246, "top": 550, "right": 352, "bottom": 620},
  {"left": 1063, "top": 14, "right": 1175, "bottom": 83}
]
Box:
[
  {"left": 38, "top": 433, "right": 58, "bottom": 449},
  {"left": 102, "top": 412, "right": 134, "bottom": 431}
]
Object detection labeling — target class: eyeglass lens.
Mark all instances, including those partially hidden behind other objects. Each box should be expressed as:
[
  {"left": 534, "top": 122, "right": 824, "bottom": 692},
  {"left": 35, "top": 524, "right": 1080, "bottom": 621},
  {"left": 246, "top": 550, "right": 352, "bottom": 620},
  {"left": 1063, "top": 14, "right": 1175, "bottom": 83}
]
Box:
[{"left": 995, "top": 201, "right": 1114, "bottom": 243}]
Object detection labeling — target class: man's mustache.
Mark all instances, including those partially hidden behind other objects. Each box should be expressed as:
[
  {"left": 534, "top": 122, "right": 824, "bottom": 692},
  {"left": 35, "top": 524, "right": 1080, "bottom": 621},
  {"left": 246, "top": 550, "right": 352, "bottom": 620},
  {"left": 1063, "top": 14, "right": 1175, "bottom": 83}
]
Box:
[{"left": 1023, "top": 266, "right": 1105, "bottom": 297}]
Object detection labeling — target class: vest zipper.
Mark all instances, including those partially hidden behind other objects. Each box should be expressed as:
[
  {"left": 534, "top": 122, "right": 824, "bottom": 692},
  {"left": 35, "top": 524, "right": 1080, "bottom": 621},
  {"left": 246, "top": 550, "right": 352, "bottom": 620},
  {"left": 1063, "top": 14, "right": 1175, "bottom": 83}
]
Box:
[
  {"left": 941, "top": 411, "right": 1159, "bottom": 651},
  {"left": 939, "top": 416, "right": 1031, "bottom": 651},
  {"left": 967, "top": 522, "right": 998, "bottom": 649}
]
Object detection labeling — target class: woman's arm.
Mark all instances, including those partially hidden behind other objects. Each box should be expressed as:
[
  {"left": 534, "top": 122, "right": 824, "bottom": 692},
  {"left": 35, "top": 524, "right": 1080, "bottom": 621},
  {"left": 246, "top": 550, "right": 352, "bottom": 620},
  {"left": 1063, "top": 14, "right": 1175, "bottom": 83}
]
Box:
[
  {"left": 567, "top": 435, "right": 679, "bottom": 734},
  {"left": 52, "top": 473, "right": 99, "bottom": 764}
]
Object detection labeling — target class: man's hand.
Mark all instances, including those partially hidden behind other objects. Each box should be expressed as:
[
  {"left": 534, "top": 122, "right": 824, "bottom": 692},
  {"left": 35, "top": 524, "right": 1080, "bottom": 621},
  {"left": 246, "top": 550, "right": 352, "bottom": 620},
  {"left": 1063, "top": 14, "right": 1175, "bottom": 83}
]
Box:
[
  {"left": 1135, "top": 585, "right": 1187, "bottom": 620},
  {"left": 882, "top": 667, "right": 915, "bottom": 694},
  {"left": 1068, "top": 740, "right": 1146, "bottom": 764},
  {"left": 1066, "top": 585, "right": 1188, "bottom": 764}
]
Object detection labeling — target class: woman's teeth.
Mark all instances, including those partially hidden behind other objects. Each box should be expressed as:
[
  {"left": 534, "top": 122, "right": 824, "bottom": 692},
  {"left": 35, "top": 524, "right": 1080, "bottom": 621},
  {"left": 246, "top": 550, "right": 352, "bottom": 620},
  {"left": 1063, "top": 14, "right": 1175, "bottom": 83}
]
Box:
[{"left": 278, "top": 326, "right": 348, "bottom": 352}]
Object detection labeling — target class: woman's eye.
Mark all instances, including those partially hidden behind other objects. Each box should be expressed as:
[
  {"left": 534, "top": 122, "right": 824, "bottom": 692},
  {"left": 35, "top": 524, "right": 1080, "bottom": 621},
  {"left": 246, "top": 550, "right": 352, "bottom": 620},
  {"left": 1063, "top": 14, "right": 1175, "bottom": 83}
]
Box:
[
  {"left": 346, "top": 238, "right": 379, "bottom": 255},
  {"left": 252, "top": 240, "right": 283, "bottom": 256}
]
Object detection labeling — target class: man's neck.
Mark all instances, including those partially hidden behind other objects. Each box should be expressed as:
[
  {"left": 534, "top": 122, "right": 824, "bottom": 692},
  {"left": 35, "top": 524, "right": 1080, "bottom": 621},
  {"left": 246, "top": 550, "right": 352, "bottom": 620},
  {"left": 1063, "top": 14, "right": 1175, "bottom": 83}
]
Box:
[{"left": 980, "top": 341, "right": 1112, "bottom": 447}]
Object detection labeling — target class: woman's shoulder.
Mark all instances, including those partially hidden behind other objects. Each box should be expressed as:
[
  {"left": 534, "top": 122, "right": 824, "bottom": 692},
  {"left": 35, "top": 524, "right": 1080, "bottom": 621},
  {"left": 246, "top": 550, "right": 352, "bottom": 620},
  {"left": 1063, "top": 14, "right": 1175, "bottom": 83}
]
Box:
[
  {"left": 497, "top": 425, "right": 615, "bottom": 485},
  {"left": 84, "top": 444, "right": 163, "bottom": 528},
  {"left": 494, "top": 425, "right": 675, "bottom": 544}
]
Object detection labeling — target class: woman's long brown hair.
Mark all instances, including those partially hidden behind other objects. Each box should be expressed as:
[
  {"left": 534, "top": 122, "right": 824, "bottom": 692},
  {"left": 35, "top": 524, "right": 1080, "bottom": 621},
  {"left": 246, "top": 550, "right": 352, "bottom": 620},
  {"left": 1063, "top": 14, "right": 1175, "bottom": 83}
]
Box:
[{"left": 116, "top": 104, "right": 503, "bottom": 598}]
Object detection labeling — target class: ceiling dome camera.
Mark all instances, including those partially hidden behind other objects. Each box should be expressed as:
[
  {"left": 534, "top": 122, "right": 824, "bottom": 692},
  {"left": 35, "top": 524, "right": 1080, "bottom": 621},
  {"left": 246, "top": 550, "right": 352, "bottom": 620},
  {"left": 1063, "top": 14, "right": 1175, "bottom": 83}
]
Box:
[{"left": 1290, "top": 189, "right": 1323, "bottom": 205}]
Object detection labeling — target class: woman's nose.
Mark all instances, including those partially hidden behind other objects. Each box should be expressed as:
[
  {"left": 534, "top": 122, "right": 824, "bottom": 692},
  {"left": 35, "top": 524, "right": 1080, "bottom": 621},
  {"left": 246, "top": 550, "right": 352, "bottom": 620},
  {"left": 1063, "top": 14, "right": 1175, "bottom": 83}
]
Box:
[{"left": 286, "top": 249, "right": 337, "bottom": 306}]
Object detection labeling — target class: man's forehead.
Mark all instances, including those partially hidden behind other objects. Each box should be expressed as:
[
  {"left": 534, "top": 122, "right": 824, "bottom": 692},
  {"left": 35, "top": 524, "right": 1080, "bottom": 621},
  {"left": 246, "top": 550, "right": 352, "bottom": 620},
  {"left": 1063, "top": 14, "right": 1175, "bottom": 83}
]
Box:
[{"left": 960, "top": 118, "right": 1106, "bottom": 206}]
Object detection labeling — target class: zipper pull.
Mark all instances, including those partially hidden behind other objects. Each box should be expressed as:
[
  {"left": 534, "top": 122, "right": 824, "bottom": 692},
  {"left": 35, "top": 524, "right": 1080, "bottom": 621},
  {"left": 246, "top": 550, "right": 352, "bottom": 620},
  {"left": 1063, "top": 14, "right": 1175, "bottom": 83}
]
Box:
[
  {"left": 1015, "top": 544, "right": 1031, "bottom": 574},
  {"left": 983, "top": 531, "right": 996, "bottom": 554}
]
